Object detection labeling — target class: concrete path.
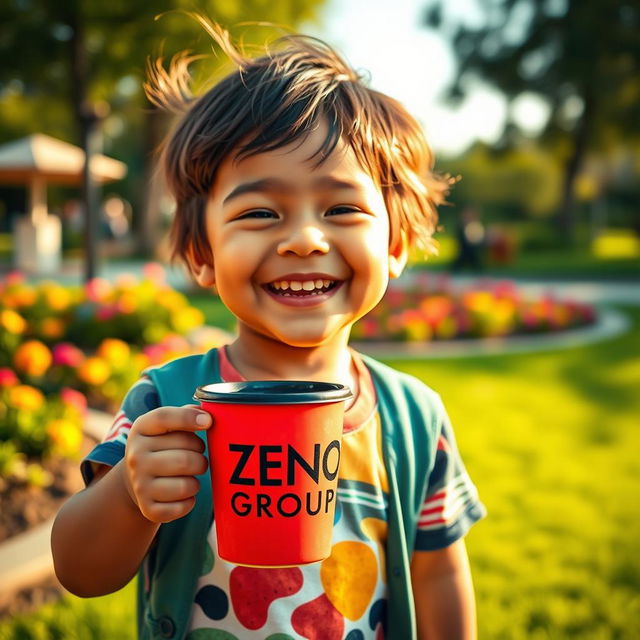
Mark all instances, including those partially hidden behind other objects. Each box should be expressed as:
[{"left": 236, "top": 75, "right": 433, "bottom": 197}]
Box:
[{"left": 353, "top": 306, "right": 631, "bottom": 360}]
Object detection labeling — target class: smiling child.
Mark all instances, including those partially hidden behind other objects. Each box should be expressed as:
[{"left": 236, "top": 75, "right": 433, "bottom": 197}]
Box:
[{"left": 52, "top": 22, "right": 485, "bottom": 640}]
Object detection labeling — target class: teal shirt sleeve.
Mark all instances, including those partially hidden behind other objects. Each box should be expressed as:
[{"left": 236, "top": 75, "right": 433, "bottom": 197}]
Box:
[{"left": 80, "top": 375, "right": 160, "bottom": 485}]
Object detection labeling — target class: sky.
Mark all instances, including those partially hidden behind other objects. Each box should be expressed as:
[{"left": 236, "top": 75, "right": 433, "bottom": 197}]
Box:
[{"left": 304, "top": 0, "right": 549, "bottom": 156}]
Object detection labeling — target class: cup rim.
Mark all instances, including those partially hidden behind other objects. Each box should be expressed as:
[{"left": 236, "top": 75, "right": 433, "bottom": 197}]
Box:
[{"left": 194, "top": 380, "right": 353, "bottom": 405}]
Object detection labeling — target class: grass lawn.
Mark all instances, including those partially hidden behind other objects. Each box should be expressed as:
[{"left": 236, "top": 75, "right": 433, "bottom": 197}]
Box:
[{"left": 1, "top": 308, "right": 638, "bottom": 639}]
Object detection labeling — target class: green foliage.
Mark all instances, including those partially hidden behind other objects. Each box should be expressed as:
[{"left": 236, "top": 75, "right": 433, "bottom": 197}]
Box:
[
  {"left": 0, "top": 581, "right": 137, "bottom": 640},
  {"left": 441, "top": 142, "right": 564, "bottom": 218},
  {"left": 0, "top": 0, "right": 328, "bottom": 214}
]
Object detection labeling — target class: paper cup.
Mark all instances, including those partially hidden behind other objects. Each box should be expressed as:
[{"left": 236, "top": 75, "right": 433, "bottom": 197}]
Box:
[{"left": 194, "top": 380, "right": 352, "bottom": 567}]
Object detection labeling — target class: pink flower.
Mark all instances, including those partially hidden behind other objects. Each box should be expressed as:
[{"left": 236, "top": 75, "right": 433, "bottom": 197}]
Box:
[
  {"left": 84, "top": 278, "right": 113, "bottom": 303},
  {"left": 142, "top": 262, "right": 166, "bottom": 284},
  {"left": 143, "top": 344, "right": 167, "bottom": 365},
  {"left": 96, "top": 305, "right": 117, "bottom": 321},
  {"left": 3, "top": 271, "right": 26, "bottom": 286},
  {"left": 492, "top": 280, "right": 519, "bottom": 300},
  {"left": 52, "top": 342, "right": 85, "bottom": 368},
  {"left": 60, "top": 387, "right": 88, "bottom": 414},
  {"left": 0, "top": 367, "right": 19, "bottom": 387}
]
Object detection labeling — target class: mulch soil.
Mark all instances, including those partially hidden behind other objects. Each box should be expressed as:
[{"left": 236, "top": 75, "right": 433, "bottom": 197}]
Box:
[{"left": 0, "top": 435, "right": 96, "bottom": 619}]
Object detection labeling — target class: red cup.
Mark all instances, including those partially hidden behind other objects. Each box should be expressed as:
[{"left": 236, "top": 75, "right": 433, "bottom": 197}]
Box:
[{"left": 195, "top": 380, "right": 352, "bottom": 567}]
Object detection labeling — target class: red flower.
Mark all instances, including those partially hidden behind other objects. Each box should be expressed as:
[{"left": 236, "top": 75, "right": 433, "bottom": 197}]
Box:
[
  {"left": 0, "top": 367, "right": 19, "bottom": 387},
  {"left": 52, "top": 343, "right": 85, "bottom": 368}
]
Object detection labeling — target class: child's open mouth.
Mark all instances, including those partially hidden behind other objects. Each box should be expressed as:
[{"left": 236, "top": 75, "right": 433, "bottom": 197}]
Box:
[{"left": 264, "top": 278, "right": 341, "bottom": 298}]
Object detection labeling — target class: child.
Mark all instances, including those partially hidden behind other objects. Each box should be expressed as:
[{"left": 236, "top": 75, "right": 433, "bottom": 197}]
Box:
[{"left": 52, "top": 22, "right": 485, "bottom": 640}]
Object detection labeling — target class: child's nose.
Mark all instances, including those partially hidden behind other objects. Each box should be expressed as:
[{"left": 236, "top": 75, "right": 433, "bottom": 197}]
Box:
[{"left": 276, "top": 225, "right": 330, "bottom": 257}]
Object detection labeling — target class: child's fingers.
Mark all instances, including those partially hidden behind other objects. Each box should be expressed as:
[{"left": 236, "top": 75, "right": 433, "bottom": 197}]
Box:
[
  {"left": 147, "top": 431, "right": 206, "bottom": 453},
  {"left": 144, "top": 449, "right": 208, "bottom": 478},
  {"left": 141, "top": 498, "right": 196, "bottom": 524},
  {"left": 133, "top": 405, "right": 212, "bottom": 436},
  {"left": 147, "top": 476, "right": 201, "bottom": 503}
]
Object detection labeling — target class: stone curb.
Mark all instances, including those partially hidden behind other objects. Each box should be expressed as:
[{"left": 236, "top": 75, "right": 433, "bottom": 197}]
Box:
[
  {"left": 352, "top": 306, "right": 631, "bottom": 360},
  {"left": 0, "top": 410, "right": 111, "bottom": 607}
]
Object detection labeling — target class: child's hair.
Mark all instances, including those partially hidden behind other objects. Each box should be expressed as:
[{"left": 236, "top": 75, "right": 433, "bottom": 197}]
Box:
[{"left": 145, "top": 18, "right": 453, "bottom": 267}]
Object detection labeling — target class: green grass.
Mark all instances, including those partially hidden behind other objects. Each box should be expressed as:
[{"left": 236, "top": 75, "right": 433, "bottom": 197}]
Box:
[
  {"left": 410, "top": 231, "right": 640, "bottom": 279},
  {"left": 388, "top": 306, "right": 640, "bottom": 639},
  {"left": 186, "top": 293, "right": 236, "bottom": 332},
  {"left": 2, "top": 309, "right": 639, "bottom": 639}
]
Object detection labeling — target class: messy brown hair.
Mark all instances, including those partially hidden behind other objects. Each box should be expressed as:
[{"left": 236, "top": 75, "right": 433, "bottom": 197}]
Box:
[{"left": 145, "top": 18, "right": 453, "bottom": 267}]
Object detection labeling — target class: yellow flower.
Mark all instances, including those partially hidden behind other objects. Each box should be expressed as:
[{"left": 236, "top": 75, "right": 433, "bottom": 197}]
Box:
[
  {"left": 46, "top": 419, "right": 82, "bottom": 456},
  {"left": 97, "top": 338, "right": 131, "bottom": 364},
  {"left": 159, "top": 290, "right": 188, "bottom": 311},
  {"left": 0, "top": 309, "right": 27, "bottom": 334},
  {"left": 171, "top": 307, "right": 205, "bottom": 334},
  {"left": 133, "top": 353, "right": 151, "bottom": 373},
  {"left": 40, "top": 317, "right": 65, "bottom": 339},
  {"left": 463, "top": 291, "right": 495, "bottom": 314},
  {"left": 78, "top": 357, "right": 111, "bottom": 386},
  {"left": 8, "top": 384, "right": 45, "bottom": 411},
  {"left": 13, "top": 340, "right": 52, "bottom": 377},
  {"left": 42, "top": 284, "right": 72, "bottom": 311}
]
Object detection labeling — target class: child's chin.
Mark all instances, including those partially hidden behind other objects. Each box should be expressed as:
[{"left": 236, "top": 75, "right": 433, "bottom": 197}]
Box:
[{"left": 275, "top": 331, "right": 338, "bottom": 349}]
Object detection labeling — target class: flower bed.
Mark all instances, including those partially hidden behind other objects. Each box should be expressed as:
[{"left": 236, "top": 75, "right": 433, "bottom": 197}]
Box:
[
  {"left": 352, "top": 275, "right": 596, "bottom": 342},
  {"left": 0, "top": 265, "right": 225, "bottom": 497}
]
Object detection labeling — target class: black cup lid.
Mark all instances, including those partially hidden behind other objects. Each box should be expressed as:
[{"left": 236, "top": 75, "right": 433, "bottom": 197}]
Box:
[{"left": 194, "top": 380, "right": 353, "bottom": 405}]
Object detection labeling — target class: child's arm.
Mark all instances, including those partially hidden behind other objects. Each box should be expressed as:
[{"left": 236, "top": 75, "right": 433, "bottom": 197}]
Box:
[
  {"left": 51, "top": 405, "right": 212, "bottom": 597},
  {"left": 410, "top": 539, "right": 477, "bottom": 640}
]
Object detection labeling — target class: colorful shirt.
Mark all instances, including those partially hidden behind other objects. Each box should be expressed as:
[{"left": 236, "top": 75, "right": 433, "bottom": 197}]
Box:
[{"left": 82, "top": 348, "right": 484, "bottom": 639}]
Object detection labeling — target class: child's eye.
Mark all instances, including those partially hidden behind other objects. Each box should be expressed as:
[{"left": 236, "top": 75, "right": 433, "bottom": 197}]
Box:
[
  {"left": 326, "top": 205, "right": 361, "bottom": 216},
  {"left": 236, "top": 209, "right": 277, "bottom": 220}
]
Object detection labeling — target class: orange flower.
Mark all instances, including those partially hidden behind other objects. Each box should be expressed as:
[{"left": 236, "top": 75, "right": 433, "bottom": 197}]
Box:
[
  {"left": 78, "top": 357, "right": 111, "bottom": 386},
  {"left": 4, "top": 285, "right": 37, "bottom": 308},
  {"left": 46, "top": 419, "right": 82, "bottom": 456},
  {"left": 116, "top": 292, "right": 138, "bottom": 314},
  {"left": 0, "top": 309, "right": 27, "bottom": 334},
  {"left": 8, "top": 384, "right": 45, "bottom": 411},
  {"left": 97, "top": 338, "right": 131, "bottom": 364},
  {"left": 13, "top": 340, "right": 52, "bottom": 377},
  {"left": 40, "top": 317, "right": 65, "bottom": 339}
]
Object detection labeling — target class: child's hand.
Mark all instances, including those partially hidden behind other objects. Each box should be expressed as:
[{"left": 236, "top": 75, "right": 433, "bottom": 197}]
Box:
[{"left": 123, "top": 405, "right": 212, "bottom": 523}]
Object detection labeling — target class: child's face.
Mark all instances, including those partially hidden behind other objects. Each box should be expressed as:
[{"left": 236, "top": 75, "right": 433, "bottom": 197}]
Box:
[{"left": 194, "top": 120, "right": 406, "bottom": 348}]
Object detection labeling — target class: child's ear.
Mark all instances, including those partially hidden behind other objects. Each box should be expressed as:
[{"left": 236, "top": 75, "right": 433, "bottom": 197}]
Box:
[
  {"left": 388, "top": 234, "right": 408, "bottom": 279},
  {"left": 187, "top": 248, "right": 216, "bottom": 288}
]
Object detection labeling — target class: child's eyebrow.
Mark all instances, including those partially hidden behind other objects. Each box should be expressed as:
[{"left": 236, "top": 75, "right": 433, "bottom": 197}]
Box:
[{"left": 222, "top": 176, "right": 362, "bottom": 205}]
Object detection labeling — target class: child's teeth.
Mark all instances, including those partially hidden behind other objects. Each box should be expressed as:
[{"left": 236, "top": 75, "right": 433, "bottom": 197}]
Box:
[
  {"left": 302, "top": 281, "right": 315, "bottom": 291},
  {"left": 323, "top": 280, "right": 331, "bottom": 288},
  {"left": 280, "top": 281, "right": 289, "bottom": 290},
  {"left": 315, "top": 279, "right": 324, "bottom": 289},
  {"left": 273, "top": 282, "right": 281, "bottom": 290},
  {"left": 290, "top": 281, "right": 303, "bottom": 291}
]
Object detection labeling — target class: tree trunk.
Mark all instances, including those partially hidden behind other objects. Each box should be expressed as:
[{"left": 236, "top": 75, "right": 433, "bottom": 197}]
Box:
[
  {"left": 136, "top": 105, "right": 167, "bottom": 258},
  {"left": 68, "top": 2, "right": 100, "bottom": 281},
  {"left": 558, "top": 85, "right": 595, "bottom": 245}
]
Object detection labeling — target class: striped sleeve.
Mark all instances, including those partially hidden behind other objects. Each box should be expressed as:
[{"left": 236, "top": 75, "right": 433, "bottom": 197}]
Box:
[
  {"left": 414, "top": 412, "right": 486, "bottom": 550},
  {"left": 80, "top": 375, "right": 160, "bottom": 485}
]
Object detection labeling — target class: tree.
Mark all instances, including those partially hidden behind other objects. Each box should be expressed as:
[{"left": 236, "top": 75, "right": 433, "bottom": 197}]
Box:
[
  {"left": 423, "top": 0, "right": 640, "bottom": 242},
  {"left": 0, "top": 1, "right": 326, "bottom": 274}
]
